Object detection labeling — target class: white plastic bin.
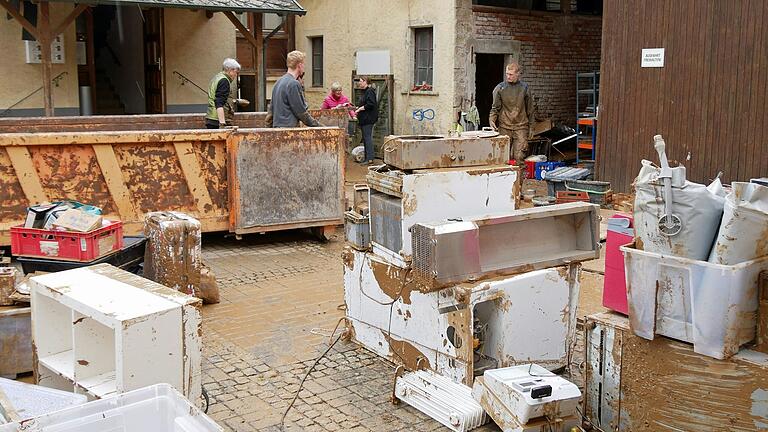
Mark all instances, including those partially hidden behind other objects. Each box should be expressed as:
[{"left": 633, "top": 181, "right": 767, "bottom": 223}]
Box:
[
  {"left": 0, "top": 384, "right": 221, "bottom": 432},
  {"left": 622, "top": 243, "right": 768, "bottom": 359},
  {"left": 0, "top": 377, "right": 86, "bottom": 422}
]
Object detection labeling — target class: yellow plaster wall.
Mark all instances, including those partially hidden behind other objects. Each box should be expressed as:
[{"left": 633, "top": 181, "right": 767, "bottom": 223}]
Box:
[
  {"left": 164, "top": 9, "right": 236, "bottom": 107},
  {"left": 295, "top": 0, "right": 457, "bottom": 135},
  {"left": 0, "top": 3, "right": 80, "bottom": 113}
]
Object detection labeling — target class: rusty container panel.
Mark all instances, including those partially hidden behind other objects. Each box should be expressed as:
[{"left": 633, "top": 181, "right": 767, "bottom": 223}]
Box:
[
  {"left": 311, "top": 109, "right": 350, "bottom": 129},
  {"left": 227, "top": 127, "right": 345, "bottom": 234},
  {"left": 0, "top": 130, "right": 230, "bottom": 245},
  {"left": 383, "top": 134, "right": 510, "bottom": 170},
  {"left": 0, "top": 306, "right": 32, "bottom": 377}
]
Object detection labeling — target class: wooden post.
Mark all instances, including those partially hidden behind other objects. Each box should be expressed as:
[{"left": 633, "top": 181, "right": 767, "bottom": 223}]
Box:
[
  {"left": 39, "top": 1, "right": 54, "bottom": 117},
  {"left": 254, "top": 13, "right": 263, "bottom": 108}
]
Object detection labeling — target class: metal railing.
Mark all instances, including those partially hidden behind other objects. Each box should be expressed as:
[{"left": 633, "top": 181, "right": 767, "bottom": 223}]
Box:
[
  {"left": 0, "top": 72, "right": 68, "bottom": 117},
  {"left": 173, "top": 70, "right": 207, "bottom": 95}
]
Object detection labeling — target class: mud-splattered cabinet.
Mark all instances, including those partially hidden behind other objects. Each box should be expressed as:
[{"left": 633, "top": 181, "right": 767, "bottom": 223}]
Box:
[{"left": 30, "top": 264, "right": 202, "bottom": 404}]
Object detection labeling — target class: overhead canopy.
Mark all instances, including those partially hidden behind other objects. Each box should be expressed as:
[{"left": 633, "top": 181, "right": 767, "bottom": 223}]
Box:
[{"left": 49, "top": 0, "right": 306, "bottom": 15}]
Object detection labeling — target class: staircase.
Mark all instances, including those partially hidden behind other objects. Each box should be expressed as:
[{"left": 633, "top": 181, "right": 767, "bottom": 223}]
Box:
[
  {"left": 92, "top": 6, "right": 126, "bottom": 115},
  {"left": 94, "top": 69, "right": 126, "bottom": 115}
]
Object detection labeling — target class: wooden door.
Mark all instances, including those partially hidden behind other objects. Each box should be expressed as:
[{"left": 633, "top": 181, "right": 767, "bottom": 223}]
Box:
[
  {"left": 475, "top": 54, "right": 505, "bottom": 128},
  {"left": 143, "top": 8, "right": 165, "bottom": 113},
  {"left": 352, "top": 75, "right": 394, "bottom": 158}
]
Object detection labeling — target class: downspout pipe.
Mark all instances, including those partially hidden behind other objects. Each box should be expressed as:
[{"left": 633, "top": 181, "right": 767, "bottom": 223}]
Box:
[{"left": 259, "top": 13, "right": 286, "bottom": 111}]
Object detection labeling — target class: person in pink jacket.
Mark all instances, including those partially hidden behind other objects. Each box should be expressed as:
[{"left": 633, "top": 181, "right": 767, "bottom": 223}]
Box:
[{"left": 321, "top": 82, "right": 356, "bottom": 118}]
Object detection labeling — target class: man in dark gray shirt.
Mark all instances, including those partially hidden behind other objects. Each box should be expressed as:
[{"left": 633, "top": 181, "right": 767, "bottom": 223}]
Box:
[{"left": 267, "top": 51, "right": 319, "bottom": 128}]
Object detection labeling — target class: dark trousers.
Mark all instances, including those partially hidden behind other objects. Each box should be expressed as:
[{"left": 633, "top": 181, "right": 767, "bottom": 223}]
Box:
[{"left": 360, "top": 123, "right": 375, "bottom": 162}]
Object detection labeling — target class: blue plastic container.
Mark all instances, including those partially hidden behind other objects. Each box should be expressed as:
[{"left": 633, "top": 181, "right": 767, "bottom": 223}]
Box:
[{"left": 534, "top": 162, "right": 565, "bottom": 180}]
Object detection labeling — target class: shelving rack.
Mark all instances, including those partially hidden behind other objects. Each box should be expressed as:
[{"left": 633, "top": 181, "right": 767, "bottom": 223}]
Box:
[{"left": 576, "top": 71, "right": 599, "bottom": 163}]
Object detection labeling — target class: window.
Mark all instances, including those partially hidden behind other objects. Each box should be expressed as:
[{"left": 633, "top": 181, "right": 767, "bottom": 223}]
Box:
[
  {"left": 263, "top": 13, "right": 290, "bottom": 73},
  {"left": 311, "top": 37, "right": 323, "bottom": 87},
  {"left": 413, "top": 27, "right": 433, "bottom": 87}
]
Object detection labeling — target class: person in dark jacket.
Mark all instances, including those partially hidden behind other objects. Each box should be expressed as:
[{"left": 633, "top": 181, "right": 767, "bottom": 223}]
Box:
[
  {"left": 205, "top": 58, "right": 240, "bottom": 129},
  {"left": 267, "top": 51, "right": 319, "bottom": 128},
  {"left": 489, "top": 62, "right": 534, "bottom": 163},
  {"left": 355, "top": 76, "right": 378, "bottom": 164}
]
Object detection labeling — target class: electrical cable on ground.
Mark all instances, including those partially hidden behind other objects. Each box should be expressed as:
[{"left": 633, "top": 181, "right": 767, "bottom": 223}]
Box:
[
  {"left": 280, "top": 317, "right": 347, "bottom": 430},
  {"left": 201, "top": 386, "right": 210, "bottom": 413}
]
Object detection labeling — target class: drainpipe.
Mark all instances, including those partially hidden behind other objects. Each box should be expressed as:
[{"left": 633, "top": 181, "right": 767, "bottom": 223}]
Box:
[{"left": 259, "top": 13, "right": 286, "bottom": 111}]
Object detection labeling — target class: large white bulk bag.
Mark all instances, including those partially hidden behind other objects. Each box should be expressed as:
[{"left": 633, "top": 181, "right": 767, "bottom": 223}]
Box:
[{"left": 633, "top": 160, "right": 725, "bottom": 260}]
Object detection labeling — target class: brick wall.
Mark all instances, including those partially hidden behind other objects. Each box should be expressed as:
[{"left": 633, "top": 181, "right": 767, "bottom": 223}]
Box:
[{"left": 473, "top": 9, "right": 602, "bottom": 127}]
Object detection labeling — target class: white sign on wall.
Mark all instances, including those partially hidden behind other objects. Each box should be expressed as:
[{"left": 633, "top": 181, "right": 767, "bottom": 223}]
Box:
[
  {"left": 641, "top": 48, "right": 665, "bottom": 68},
  {"left": 355, "top": 50, "right": 391, "bottom": 75}
]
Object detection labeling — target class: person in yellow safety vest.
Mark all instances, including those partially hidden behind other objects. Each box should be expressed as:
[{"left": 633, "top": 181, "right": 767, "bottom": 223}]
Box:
[
  {"left": 205, "top": 58, "right": 241, "bottom": 129},
  {"left": 224, "top": 72, "right": 250, "bottom": 124}
]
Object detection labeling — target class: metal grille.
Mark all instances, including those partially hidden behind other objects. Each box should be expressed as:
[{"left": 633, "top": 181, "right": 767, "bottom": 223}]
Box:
[{"left": 411, "top": 224, "right": 434, "bottom": 285}]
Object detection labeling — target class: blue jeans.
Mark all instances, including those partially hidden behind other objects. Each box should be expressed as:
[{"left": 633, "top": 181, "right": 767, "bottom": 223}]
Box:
[{"left": 360, "top": 123, "right": 375, "bottom": 162}]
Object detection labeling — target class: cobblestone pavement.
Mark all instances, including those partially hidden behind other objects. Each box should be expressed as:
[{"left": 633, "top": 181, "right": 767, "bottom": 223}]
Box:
[{"left": 200, "top": 231, "right": 492, "bottom": 431}]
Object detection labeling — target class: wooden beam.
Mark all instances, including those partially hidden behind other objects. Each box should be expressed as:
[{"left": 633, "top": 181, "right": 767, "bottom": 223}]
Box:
[
  {"left": 39, "top": 1, "right": 54, "bottom": 117},
  {"left": 287, "top": 14, "right": 295, "bottom": 52},
  {"left": 254, "top": 13, "right": 263, "bottom": 106},
  {"left": 52, "top": 4, "right": 89, "bottom": 39},
  {"left": 223, "top": 11, "right": 259, "bottom": 50},
  {"left": 0, "top": 0, "right": 39, "bottom": 40}
]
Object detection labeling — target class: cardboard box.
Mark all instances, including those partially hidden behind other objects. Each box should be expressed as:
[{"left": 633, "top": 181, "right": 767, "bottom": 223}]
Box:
[
  {"left": 41, "top": 204, "right": 73, "bottom": 230},
  {"left": 52, "top": 208, "right": 103, "bottom": 232}
]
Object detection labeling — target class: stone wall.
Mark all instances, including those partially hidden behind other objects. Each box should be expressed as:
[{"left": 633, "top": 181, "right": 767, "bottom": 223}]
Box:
[{"left": 456, "top": 2, "right": 602, "bottom": 127}]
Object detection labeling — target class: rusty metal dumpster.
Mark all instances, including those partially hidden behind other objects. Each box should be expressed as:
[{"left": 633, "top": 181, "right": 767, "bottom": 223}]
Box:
[
  {"left": 228, "top": 128, "right": 346, "bottom": 235},
  {"left": 0, "top": 114, "right": 346, "bottom": 245}
]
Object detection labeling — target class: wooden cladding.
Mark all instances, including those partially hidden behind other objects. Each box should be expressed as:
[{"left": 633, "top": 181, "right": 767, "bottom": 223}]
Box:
[{"left": 596, "top": 0, "right": 768, "bottom": 192}]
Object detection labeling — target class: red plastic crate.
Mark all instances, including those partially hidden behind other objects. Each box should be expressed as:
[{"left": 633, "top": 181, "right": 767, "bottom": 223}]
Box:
[
  {"left": 525, "top": 160, "right": 536, "bottom": 179},
  {"left": 11, "top": 221, "right": 123, "bottom": 262}
]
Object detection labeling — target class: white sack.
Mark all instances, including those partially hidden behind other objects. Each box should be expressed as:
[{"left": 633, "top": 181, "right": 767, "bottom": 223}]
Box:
[
  {"left": 633, "top": 160, "right": 725, "bottom": 260},
  {"left": 708, "top": 182, "right": 768, "bottom": 265}
]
